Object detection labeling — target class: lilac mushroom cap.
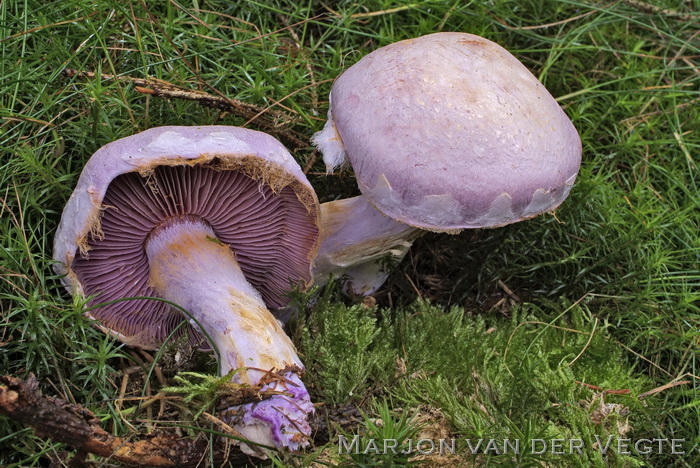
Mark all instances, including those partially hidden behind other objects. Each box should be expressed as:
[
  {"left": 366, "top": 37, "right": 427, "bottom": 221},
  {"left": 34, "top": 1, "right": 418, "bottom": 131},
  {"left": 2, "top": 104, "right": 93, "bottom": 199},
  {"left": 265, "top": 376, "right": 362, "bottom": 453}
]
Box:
[
  {"left": 54, "top": 126, "right": 320, "bottom": 454},
  {"left": 55, "top": 125, "right": 319, "bottom": 348},
  {"left": 316, "top": 32, "right": 581, "bottom": 231},
  {"left": 312, "top": 32, "right": 582, "bottom": 293}
]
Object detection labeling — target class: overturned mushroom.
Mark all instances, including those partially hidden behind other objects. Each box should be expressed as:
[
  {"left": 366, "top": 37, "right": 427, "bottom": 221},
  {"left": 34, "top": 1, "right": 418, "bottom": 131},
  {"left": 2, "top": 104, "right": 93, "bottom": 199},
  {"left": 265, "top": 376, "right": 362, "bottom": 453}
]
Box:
[
  {"left": 54, "top": 126, "right": 320, "bottom": 455},
  {"left": 312, "top": 32, "right": 582, "bottom": 294}
]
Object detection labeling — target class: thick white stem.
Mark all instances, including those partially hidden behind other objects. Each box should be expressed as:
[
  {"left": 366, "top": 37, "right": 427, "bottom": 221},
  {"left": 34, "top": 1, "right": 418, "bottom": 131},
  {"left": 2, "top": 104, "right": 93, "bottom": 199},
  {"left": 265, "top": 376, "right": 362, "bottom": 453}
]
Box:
[
  {"left": 145, "top": 218, "right": 312, "bottom": 454},
  {"left": 146, "top": 219, "right": 300, "bottom": 382},
  {"left": 312, "top": 196, "right": 422, "bottom": 295}
]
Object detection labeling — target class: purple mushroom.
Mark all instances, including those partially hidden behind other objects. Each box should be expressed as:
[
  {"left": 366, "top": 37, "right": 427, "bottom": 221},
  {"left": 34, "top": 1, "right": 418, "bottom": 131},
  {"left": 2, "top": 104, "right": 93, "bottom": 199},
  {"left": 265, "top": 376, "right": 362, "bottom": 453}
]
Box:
[
  {"left": 54, "top": 126, "right": 320, "bottom": 455},
  {"left": 312, "top": 32, "right": 582, "bottom": 294}
]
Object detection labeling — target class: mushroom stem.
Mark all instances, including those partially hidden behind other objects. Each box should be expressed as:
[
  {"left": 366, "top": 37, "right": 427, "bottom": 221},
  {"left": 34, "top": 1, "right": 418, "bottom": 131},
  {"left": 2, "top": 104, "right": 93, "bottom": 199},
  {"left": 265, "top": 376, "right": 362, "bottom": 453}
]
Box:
[
  {"left": 312, "top": 196, "right": 422, "bottom": 295},
  {"left": 145, "top": 217, "right": 312, "bottom": 453}
]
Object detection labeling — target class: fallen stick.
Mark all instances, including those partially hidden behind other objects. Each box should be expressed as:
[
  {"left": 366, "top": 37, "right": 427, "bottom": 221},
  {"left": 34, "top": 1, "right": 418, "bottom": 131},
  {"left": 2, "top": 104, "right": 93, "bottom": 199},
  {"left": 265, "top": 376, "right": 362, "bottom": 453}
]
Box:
[
  {"left": 63, "top": 68, "right": 309, "bottom": 150},
  {"left": 0, "top": 374, "right": 248, "bottom": 467},
  {"left": 1, "top": 373, "right": 362, "bottom": 466}
]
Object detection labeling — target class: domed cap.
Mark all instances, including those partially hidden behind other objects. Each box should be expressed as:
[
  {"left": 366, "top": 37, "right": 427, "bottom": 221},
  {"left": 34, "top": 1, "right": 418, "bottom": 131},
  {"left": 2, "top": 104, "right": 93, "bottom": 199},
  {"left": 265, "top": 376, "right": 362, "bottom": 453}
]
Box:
[
  {"left": 54, "top": 126, "right": 320, "bottom": 349},
  {"left": 318, "top": 32, "right": 582, "bottom": 231}
]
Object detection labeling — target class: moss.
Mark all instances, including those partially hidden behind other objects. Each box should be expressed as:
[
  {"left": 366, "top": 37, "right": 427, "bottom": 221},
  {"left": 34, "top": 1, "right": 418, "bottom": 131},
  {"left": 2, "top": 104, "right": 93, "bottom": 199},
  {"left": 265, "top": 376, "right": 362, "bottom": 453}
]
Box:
[{"left": 299, "top": 296, "right": 655, "bottom": 466}]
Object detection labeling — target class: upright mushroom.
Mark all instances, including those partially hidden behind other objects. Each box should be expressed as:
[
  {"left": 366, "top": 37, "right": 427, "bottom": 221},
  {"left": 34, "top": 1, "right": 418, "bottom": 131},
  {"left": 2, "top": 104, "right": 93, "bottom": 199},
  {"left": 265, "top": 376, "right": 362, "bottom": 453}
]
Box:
[
  {"left": 312, "top": 32, "right": 582, "bottom": 294},
  {"left": 54, "top": 126, "right": 320, "bottom": 454}
]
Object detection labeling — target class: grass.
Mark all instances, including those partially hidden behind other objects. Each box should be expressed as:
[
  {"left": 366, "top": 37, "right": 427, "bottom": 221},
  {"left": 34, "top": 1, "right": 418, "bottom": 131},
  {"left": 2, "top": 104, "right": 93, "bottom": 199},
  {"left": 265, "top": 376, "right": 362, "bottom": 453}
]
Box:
[{"left": 1, "top": 0, "right": 698, "bottom": 466}]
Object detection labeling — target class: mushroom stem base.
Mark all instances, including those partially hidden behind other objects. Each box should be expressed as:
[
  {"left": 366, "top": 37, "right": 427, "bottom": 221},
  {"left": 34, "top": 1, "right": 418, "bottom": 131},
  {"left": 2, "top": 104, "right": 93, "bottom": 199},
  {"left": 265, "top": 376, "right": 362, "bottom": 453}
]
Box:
[
  {"left": 312, "top": 196, "right": 422, "bottom": 295},
  {"left": 145, "top": 218, "right": 312, "bottom": 453}
]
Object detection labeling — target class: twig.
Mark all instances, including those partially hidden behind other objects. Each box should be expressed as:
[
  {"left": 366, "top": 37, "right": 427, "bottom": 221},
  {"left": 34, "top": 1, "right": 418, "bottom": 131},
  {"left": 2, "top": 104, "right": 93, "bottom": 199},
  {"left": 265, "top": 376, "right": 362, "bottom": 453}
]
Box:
[
  {"left": 639, "top": 379, "right": 692, "bottom": 399},
  {"left": 575, "top": 380, "right": 631, "bottom": 395},
  {"left": 0, "top": 374, "right": 249, "bottom": 466},
  {"left": 116, "top": 371, "right": 129, "bottom": 413},
  {"left": 497, "top": 280, "right": 521, "bottom": 303},
  {"left": 63, "top": 68, "right": 309, "bottom": 150},
  {"left": 303, "top": 149, "right": 318, "bottom": 174},
  {"left": 201, "top": 411, "right": 256, "bottom": 452},
  {"left": 138, "top": 391, "right": 168, "bottom": 410},
  {"left": 623, "top": 0, "right": 696, "bottom": 22}
]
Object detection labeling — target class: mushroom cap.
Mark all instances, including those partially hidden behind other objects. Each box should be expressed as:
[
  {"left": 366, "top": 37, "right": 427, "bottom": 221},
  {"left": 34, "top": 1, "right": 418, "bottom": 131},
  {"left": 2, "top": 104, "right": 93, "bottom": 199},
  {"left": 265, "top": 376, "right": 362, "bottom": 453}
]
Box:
[
  {"left": 54, "top": 126, "right": 320, "bottom": 349},
  {"left": 325, "top": 32, "right": 582, "bottom": 231}
]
